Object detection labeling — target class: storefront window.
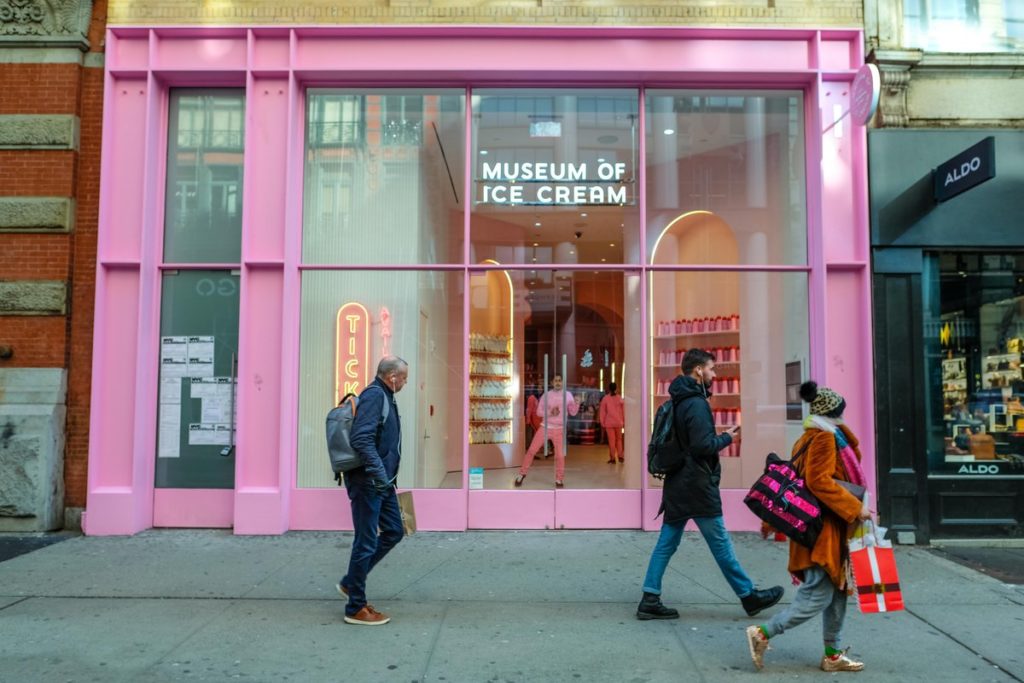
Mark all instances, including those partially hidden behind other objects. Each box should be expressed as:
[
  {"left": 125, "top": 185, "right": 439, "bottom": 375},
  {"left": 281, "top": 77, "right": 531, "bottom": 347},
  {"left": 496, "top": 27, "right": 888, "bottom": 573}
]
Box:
[
  {"left": 163, "top": 90, "right": 244, "bottom": 264},
  {"left": 904, "top": 0, "right": 1023, "bottom": 53},
  {"left": 645, "top": 91, "right": 806, "bottom": 265},
  {"left": 925, "top": 253, "right": 1024, "bottom": 477},
  {"left": 469, "top": 268, "right": 643, "bottom": 490},
  {"left": 296, "top": 270, "right": 465, "bottom": 489},
  {"left": 470, "top": 89, "right": 640, "bottom": 265},
  {"left": 648, "top": 270, "right": 809, "bottom": 488},
  {"left": 302, "top": 89, "right": 465, "bottom": 265},
  {"left": 155, "top": 270, "right": 240, "bottom": 488}
]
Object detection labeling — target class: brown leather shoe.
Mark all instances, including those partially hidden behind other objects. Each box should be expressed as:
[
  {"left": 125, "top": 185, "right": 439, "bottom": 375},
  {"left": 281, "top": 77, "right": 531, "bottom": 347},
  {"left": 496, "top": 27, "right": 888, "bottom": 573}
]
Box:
[{"left": 344, "top": 605, "right": 390, "bottom": 625}]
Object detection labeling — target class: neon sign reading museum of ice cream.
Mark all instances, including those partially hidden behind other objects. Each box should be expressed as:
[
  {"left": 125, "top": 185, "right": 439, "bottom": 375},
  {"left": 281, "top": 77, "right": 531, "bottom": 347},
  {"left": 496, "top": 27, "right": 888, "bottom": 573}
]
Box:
[{"left": 479, "top": 161, "right": 633, "bottom": 206}]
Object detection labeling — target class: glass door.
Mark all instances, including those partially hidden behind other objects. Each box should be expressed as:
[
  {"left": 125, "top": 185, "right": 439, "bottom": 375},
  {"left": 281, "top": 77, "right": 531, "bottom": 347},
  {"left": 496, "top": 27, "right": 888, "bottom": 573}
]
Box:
[
  {"left": 466, "top": 88, "right": 643, "bottom": 528},
  {"left": 153, "top": 89, "right": 244, "bottom": 527}
]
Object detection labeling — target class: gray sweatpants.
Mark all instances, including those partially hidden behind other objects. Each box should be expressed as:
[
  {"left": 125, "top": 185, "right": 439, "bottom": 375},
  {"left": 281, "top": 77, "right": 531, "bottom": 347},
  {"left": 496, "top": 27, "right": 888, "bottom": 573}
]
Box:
[{"left": 763, "top": 566, "right": 848, "bottom": 648}]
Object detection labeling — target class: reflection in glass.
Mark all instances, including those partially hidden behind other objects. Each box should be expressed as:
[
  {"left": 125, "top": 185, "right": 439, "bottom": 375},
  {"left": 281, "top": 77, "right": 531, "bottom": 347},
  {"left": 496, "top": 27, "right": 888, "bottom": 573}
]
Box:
[
  {"left": 302, "top": 90, "right": 465, "bottom": 265},
  {"left": 471, "top": 268, "right": 642, "bottom": 490},
  {"left": 164, "top": 90, "right": 245, "bottom": 264},
  {"left": 296, "top": 271, "right": 464, "bottom": 489},
  {"left": 904, "top": 0, "right": 1023, "bottom": 53},
  {"left": 925, "top": 252, "right": 1024, "bottom": 477},
  {"left": 649, "top": 270, "right": 809, "bottom": 488},
  {"left": 471, "top": 89, "right": 640, "bottom": 265},
  {"left": 645, "top": 91, "right": 806, "bottom": 265}
]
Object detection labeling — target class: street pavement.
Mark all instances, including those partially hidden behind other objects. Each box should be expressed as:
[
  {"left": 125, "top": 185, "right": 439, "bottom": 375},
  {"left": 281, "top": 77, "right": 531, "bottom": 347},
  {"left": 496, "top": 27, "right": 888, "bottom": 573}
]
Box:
[{"left": 0, "top": 529, "right": 1022, "bottom": 682}]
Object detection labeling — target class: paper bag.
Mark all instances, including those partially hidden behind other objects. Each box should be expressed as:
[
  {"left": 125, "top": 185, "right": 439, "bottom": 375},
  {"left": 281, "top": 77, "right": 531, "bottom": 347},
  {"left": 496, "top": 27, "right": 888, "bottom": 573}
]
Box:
[
  {"left": 398, "top": 490, "right": 416, "bottom": 536},
  {"left": 848, "top": 519, "right": 904, "bottom": 613}
]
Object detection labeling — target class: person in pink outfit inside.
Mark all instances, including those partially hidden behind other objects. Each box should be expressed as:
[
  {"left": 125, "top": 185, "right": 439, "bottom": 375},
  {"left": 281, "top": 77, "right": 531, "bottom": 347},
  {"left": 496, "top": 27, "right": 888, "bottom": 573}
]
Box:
[
  {"left": 515, "top": 374, "right": 578, "bottom": 488},
  {"left": 599, "top": 382, "right": 625, "bottom": 463}
]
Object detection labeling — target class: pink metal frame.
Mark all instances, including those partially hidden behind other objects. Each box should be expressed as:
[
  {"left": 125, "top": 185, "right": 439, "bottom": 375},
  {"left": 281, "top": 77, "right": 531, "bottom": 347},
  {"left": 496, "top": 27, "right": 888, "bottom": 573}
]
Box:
[{"left": 85, "top": 25, "right": 873, "bottom": 535}]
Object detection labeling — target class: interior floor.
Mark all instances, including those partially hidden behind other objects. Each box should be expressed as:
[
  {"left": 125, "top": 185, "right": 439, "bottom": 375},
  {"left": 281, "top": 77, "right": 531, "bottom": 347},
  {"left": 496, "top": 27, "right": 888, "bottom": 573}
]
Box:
[{"left": 440, "top": 444, "right": 636, "bottom": 490}]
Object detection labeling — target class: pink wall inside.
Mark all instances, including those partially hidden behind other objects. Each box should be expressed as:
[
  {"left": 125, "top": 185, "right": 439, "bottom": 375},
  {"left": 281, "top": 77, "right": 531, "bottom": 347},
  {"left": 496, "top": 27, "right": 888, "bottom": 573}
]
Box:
[{"left": 87, "top": 26, "right": 871, "bottom": 535}]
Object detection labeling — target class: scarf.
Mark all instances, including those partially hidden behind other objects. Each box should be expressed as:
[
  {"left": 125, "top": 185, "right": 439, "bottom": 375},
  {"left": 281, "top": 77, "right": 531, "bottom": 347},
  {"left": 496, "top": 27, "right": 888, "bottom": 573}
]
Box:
[{"left": 803, "top": 415, "right": 866, "bottom": 488}]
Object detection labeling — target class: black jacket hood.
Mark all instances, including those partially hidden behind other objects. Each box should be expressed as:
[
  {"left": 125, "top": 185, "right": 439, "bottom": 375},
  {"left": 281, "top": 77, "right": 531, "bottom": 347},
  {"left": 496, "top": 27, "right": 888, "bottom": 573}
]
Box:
[{"left": 669, "top": 374, "right": 711, "bottom": 401}]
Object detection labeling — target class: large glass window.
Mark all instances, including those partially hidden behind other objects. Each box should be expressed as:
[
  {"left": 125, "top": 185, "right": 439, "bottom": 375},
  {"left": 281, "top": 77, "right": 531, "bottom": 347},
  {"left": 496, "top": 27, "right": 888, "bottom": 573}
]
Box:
[
  {"left": 648, "top": 270, "right": 809, "bottom": 489},
  {"left": 155, "top": 270, "right": 240, "bottom": 488},
  {"left": 469, "top": 268, "right": 643, "bottom": 490},
  {"left": 296, "top": 270, "right": 465, "bottom": 489},
  {"left": 302, "top": 89, "right": 465, "bottom": 265},
  {"left": 164, "top": 90, "right": 244, "bottom": 264},
  {"left": 645, "top": 91, "right": 806, "bottom": 265},
  {"left": 904, "top": 0, "right": 1023, "bottom": 52},
  {"left": 925, "top": 252, "right": 1024, "bottom": 478},
  {"left": 470, "top": 89, "right": 641, "bottom": 265}
]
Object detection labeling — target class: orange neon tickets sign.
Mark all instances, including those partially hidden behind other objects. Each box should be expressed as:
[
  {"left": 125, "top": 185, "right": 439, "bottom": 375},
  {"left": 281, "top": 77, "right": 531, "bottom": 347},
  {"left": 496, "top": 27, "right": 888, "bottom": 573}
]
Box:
[{"left": 335, "top": 302, "right": 370, "bottom": 405}]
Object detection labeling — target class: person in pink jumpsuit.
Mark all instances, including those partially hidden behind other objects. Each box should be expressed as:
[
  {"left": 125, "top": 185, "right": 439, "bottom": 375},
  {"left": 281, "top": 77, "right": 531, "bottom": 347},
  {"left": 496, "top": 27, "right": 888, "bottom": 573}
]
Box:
[
  {"left": 514, "top": 374, "right": 578, "bottom": 487},
  {"left": 599, "top": 382, "right": 625, "bottom": 463}
]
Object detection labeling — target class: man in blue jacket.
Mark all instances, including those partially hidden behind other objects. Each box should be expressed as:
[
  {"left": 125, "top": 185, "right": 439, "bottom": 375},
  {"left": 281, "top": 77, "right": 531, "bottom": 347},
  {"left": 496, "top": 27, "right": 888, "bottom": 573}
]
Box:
[{"left": 338, "top": 356, "right": 408, "bottom": 625}]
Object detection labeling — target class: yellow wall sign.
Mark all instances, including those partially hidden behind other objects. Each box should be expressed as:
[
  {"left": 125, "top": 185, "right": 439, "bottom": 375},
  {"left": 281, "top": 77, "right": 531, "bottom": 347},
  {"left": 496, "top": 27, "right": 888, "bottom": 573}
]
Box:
[{"left": 335, "top": 302, "right": 370, "bottom": 405}]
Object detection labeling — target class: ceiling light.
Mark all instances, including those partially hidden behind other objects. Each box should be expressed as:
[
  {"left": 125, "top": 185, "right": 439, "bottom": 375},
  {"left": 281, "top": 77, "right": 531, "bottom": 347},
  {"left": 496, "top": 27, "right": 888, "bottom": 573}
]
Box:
[
  {"left": 610, "top": 243, "right": 615, "bottom": 247},
  {"left": 533, "top": 242, "right": 539, "bottom": 247},
  {"left": 569, "top": 250, "right": 575, "bottom": 255},
  {"left": 480, "top": 150, "right": 489, "bottom": 155},
  {"left": 601, "top": 258, "right": 606, "bottom": 262},
  {"left": 580, "top": 213, "right": 588, "bottom": 218},
  {"left": 535, "top": 222, "right": 542, "bottom": 227},
  {"left": 664, "top": 128, "right": 675, "bottom": 135},
  {"left": 597, "top": 157, "right": 606, "bottom": 163}
]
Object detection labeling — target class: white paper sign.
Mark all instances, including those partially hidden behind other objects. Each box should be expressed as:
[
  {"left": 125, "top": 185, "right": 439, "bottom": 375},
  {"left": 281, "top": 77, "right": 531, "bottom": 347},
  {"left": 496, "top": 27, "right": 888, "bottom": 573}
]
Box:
[
  {"left": 469, "top": 467, "right": 484, "bottom": 490},
  {"left": 158, "top": 404, "right": 181, "bottom": 458},
  {"left": 160, "top": 377, "right": 182, "bottom": 404}
]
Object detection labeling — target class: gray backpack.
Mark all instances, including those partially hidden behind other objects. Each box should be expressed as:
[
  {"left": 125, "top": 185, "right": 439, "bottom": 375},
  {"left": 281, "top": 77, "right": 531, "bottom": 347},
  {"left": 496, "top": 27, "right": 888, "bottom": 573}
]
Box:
[{"left": 326, "top": 386, "right": 389, "bottom": 482}]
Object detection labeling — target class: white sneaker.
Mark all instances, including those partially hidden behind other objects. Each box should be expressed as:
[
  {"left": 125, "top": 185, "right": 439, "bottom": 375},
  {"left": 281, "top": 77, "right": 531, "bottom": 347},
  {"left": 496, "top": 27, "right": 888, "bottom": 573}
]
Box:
[
  {"left": 745, "top": 625, "right": 770, "bottom": 670},
  {"left": 820, "top": 649, "right": 864, "bottom": 672}
]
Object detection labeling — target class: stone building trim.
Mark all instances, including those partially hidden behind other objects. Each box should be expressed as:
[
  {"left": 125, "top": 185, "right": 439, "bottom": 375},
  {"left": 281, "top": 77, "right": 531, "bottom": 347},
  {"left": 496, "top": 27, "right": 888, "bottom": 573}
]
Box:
[
  {"left": 0, "top": 280, "right": 68, "bottom": 315},
  {"left": 0, "top": 197, "right": 75, "bottom": 232},
  {"left": 0, "top": 0, "right": 93, "bottom": 51},
  {"left": 0, "top": 115, "right": 79, "bottom": 150}
]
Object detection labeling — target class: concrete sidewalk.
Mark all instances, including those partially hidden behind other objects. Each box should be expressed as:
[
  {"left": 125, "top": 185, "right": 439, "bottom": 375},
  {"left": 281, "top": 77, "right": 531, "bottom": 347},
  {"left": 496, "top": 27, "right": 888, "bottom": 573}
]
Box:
[{"left": 0, "top": 530, "right": 1021, "bottom": 683}]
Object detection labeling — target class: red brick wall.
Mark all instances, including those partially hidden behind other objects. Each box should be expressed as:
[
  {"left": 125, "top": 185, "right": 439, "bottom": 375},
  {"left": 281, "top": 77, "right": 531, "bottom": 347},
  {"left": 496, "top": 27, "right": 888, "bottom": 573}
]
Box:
[{"left": 0, "top": 2, "right": 107, "bottom": 510}]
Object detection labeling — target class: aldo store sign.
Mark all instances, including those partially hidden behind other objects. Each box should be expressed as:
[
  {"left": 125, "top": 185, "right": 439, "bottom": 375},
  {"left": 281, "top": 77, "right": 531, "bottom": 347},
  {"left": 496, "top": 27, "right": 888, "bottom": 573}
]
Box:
[{"left": 934, "top": 136, "right": 996, "bottom": 203}]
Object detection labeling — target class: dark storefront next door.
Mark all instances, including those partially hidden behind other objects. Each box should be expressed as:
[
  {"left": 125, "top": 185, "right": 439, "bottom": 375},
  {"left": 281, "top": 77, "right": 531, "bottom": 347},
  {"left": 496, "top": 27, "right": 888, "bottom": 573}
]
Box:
[{"left": 870, "top": 129, "right": 1024, "bottom": 543}]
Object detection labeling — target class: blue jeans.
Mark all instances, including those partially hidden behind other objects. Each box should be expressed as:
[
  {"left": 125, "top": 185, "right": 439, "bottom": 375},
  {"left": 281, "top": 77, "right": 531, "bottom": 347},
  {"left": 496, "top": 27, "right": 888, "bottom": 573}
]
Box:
[
  {"left": 642, "top": 516, "right": 755, "bottom": 598},
  {"left": 341, "top": 482, "right": 404, "bottom": 616}
]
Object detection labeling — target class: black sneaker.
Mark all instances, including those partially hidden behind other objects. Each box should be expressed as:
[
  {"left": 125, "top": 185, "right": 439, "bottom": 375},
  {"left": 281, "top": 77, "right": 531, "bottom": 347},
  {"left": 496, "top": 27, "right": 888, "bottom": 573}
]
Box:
[
  {"left": 636, "top": 592, "right": 680, "bottom": 620},
  {"left": 741, "top": 586, "right": 784, "bottom": 617}
]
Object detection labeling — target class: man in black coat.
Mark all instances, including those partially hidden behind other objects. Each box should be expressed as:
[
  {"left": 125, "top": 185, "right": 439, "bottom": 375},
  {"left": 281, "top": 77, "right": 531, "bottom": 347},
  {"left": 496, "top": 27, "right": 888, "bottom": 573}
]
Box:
[{"left": 637, "top": 348, "right": 784, "bottom": 620}]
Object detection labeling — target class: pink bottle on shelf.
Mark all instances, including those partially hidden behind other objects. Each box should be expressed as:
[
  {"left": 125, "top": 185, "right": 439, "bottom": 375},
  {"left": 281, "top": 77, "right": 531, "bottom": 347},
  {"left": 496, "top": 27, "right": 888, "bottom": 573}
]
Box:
[
  {"left": 732, "top": 314, "right": 740, "bottom": 330},
  {"left": 733, "top": 346, "right": 741, "bottom": 362}
]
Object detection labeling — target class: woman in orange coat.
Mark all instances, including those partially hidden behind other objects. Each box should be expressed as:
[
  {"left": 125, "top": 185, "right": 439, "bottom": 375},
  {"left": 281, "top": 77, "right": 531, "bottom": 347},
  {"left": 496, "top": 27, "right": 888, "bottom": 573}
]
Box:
[{"left": 745, "top": 381, "right": 871, "bottom": 673}]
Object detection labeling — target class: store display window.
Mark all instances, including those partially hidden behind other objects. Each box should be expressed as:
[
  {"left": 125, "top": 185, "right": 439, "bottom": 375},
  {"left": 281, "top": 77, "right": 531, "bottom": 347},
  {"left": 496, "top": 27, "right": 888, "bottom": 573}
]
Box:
[
  {"left": 470, "top": 89, "right": 641, "bottom": 266},
  {"left": 295, "top": 270, "right": 465, "bottom": 489},
  {"left": 644, "top": 90, "right": 806, "bottom": 266},
  {"left": 302, "top": 89, "right": 465, "bottom": 265},
  {"left": 648, "top": 270, "right": 809, "bottom": 489},
  {"left": 926, "top": 252, "right": 1024, "bottom": 477}
]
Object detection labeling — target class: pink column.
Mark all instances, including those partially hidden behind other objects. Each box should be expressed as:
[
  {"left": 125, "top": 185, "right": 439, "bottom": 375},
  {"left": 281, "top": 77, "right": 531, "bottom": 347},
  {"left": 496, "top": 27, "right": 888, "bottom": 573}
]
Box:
[{"left": 233, "top": 69, "right": 291, "bottom": 534}]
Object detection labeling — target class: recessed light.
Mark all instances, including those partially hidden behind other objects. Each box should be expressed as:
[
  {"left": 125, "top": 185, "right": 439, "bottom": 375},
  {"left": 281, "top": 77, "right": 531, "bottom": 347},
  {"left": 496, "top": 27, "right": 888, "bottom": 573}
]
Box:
[
  {"left": 580, "top": 213, "right": 588, "bottom": 218},
  {"left": 601, "top": 258, "right": 606, "bottom": 262},
  {"left": 535, "top": 222, "right": 542, "bottom": 227},
  {"left": 532, "top": 257, "right": 537, "bottom": 262},
  {"left": 480, "top": 150, "right": 489, "bottom": 155},
  {"left": 610, "top": 243, "right": 615, "bottom": 247},
  {"left": 664, "top": 128, "right": 675, "bottom": 135},
  {"left": 569, "top": 250, "right": 575, "bottom": 255},
  {"left": 597, "top": 157, "right": 606, "bottom": 163},
  {"left": 533, "top": 242, "right": 539, "bottom": 247}
]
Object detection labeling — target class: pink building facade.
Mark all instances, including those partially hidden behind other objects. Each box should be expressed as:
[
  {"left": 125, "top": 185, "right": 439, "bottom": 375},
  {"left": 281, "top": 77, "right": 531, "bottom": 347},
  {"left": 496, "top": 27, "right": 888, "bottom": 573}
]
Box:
[{"left": 85, "top": 26, "right": 873, "bottom": 535}]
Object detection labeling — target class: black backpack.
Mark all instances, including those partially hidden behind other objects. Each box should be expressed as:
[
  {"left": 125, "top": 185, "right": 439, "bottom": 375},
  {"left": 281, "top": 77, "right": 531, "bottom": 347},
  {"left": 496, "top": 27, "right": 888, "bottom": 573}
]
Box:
[
  {"left": 325, "top": 385, "right": 389, "bottom": 484},
  {"left": 647, "top": 396, "right": 688, "bottom": 479}
]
